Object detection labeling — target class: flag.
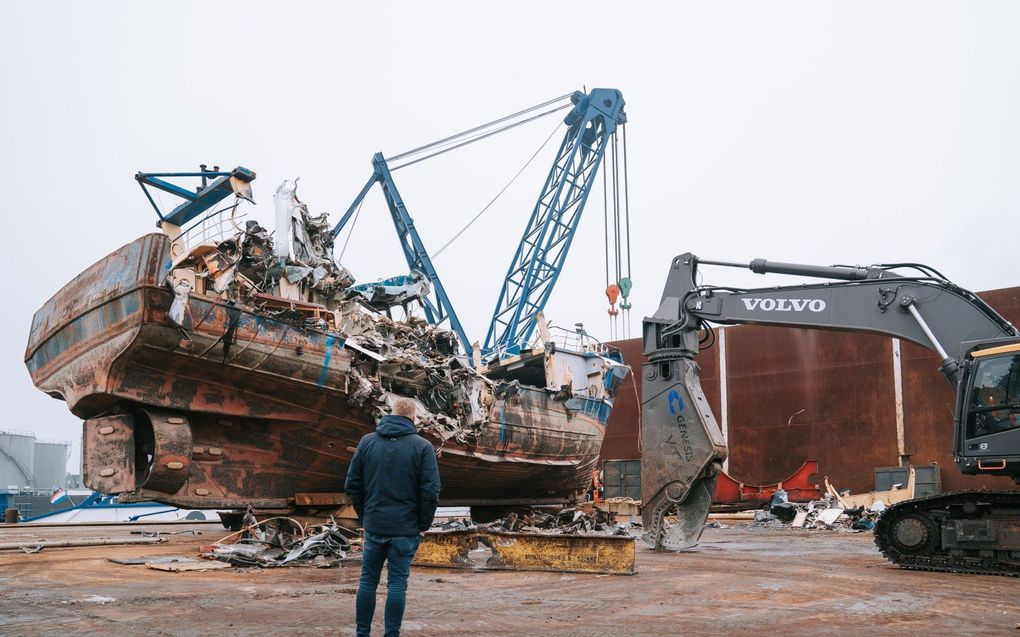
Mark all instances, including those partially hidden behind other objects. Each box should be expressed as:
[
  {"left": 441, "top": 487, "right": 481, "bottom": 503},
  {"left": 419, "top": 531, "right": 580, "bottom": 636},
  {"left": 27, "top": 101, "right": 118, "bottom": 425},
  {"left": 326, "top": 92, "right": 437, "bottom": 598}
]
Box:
[{"left": 49, "top": 488, "right": 69, "bottom": 505}]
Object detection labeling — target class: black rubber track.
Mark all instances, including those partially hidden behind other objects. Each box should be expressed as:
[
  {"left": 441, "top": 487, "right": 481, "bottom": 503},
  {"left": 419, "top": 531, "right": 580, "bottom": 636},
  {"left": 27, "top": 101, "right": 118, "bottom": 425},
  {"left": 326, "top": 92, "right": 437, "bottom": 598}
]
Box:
[{"left": 874, "top": 490, "right": 1020, "bottom": 577}]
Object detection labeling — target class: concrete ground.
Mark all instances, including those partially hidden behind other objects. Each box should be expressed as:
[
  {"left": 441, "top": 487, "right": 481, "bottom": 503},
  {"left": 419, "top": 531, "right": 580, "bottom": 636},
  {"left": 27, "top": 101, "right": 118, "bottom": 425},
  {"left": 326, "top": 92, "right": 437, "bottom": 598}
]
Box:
[{"left": 1, "top": 521, "right": 1018, "bottom": 636}]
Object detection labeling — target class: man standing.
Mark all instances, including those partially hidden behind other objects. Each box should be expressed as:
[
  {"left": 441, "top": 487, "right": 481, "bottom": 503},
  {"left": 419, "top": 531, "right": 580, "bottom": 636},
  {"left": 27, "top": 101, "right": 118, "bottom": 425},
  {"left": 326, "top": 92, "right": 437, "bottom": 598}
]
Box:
[{"left": 345, "top": 398, "right": 441, "bottom": 637}]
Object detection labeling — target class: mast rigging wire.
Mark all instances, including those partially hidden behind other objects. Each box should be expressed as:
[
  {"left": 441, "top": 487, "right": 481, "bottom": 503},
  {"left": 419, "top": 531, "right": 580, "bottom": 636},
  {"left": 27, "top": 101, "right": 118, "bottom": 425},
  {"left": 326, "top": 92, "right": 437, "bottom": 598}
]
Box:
[
  {"left": 432, "top": 121, "right": 562, "bottom": 259},
  {"left": 390, "top": 104, "right": 571, "bottom": 171},
  {"left": 388, "top": 92, "right": 573, "bottom": 162}
]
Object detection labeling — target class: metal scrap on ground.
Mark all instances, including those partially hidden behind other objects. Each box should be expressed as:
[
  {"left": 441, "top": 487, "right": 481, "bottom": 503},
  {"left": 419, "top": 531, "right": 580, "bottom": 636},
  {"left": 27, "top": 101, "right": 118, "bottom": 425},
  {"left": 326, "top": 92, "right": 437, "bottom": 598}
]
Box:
[
  {"left": 753, "top": 488, "right": 885, "bottom": 532},
  {"left": 200, "top": 510, "right": 355, "bottom": 568}
]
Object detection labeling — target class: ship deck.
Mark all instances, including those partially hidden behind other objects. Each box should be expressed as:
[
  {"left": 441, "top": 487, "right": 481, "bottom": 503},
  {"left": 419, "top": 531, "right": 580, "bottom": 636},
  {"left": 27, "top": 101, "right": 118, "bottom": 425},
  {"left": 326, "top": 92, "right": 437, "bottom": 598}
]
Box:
[{"left": 2, "top": 521, "right": 1017, "bottom": 636}]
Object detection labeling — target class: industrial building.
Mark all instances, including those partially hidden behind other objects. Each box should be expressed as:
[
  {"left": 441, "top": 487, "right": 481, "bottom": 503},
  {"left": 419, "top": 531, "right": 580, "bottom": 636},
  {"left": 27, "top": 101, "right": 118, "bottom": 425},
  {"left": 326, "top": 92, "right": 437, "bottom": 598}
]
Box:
[{"left": 0, "top": 430, "right": 70, "bottom": 491}]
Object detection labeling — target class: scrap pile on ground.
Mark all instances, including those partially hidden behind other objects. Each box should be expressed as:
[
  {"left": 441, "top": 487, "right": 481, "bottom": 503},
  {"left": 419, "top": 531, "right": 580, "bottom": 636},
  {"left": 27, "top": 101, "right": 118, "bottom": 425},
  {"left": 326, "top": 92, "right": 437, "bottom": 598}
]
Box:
[
  {"left": 479, "top": 506, "right": 636, "bottom": 537},
  {"left": 201, "top": 510, "right": 355, "bottom": 568},
  {"left": 754, "top": 489, "right": 885, "bottom": 532}
]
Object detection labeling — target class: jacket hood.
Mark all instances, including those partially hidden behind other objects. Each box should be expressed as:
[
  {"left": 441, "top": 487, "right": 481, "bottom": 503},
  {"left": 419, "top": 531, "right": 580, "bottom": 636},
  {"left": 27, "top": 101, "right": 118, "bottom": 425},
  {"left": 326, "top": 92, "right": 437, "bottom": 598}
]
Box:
[{"left": 376, "top": 414, "right": 417, "bottom": 437}]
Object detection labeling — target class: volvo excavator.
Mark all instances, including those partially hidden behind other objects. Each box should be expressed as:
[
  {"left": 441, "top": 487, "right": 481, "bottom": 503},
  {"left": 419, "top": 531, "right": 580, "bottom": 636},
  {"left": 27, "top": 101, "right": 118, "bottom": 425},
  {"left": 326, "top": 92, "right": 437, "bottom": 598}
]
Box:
[{"left": 640, "top": 253, "right": 1020, "bottom": 576}]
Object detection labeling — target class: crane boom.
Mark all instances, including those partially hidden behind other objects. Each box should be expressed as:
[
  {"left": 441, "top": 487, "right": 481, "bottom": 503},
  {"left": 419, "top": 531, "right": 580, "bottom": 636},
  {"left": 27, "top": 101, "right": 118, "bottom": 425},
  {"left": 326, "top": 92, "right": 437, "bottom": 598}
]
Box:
[
  {"left": 650, "top": 254, "right": 1017, "bottom": 383},
  {"left": 482, "top": 88, "right": 626, "bottom": 360},
  {"left": 334, "top": 88, "right": 627, "bottom": 364}
]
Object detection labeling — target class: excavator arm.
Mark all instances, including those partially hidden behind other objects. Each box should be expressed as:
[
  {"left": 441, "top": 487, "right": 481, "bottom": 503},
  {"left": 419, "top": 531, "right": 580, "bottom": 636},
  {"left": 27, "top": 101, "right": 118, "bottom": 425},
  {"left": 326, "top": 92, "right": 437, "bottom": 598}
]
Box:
[{"left": 641, "top": 253, "right": 1018, "bottom": 550}]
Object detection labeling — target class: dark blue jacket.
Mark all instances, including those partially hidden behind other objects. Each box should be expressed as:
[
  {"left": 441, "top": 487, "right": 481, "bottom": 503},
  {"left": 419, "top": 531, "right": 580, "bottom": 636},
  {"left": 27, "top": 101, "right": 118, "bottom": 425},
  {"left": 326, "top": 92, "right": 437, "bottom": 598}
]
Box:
[{"left": 344, "top": 415, "right": 441, "bottom": 536}]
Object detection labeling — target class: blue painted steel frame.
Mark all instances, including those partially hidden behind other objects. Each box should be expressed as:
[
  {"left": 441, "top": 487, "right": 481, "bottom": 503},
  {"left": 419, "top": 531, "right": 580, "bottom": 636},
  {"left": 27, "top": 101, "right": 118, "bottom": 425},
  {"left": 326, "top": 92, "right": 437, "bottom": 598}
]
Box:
[
  {"left": 136, "top": 166, "right": 255, "bottom": 227},
  {"left": 333, "top": 88, "right": 625, "bottom": 364},
  {"left": 482, "top": 88, "right": 626, "bottom": 359},
  {"left": 333, "top": 153, "right": 473, "bottom": 358}
]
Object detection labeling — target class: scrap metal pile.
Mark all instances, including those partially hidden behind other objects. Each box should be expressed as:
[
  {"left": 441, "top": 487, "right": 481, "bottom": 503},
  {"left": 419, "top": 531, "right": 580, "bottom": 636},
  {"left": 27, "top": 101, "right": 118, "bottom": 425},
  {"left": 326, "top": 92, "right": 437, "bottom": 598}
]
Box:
[
  {"left": 166, "top": 182, "right": 492, "bottom": 442},
  {"left": 202, "top": 510, "right": 355, "bottom": 568},
  {"left": 479, "top": 506, "right": 636, "bottom": 537},
  {"left": 340, "top": 312, "right": 491, "bottom": 445},
  {"left": 754, "top": 489, "right": 885, "bottom": 532}
]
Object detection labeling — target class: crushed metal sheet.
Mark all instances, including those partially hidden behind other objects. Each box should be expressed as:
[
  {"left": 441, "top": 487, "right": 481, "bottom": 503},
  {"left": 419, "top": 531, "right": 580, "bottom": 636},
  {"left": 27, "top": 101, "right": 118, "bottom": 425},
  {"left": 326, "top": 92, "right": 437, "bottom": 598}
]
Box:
[
  {"left": 348, "top": 272, "right": 431, "bottom": 314},
  {"left": 108, "top": 555, "right": 182, "bottom": 565},
  {"left": 754, "top": 492, "right": 884, "bottom": 532},
  {"left": 201, "top": 510, "right": 354, "bottom": 568}
]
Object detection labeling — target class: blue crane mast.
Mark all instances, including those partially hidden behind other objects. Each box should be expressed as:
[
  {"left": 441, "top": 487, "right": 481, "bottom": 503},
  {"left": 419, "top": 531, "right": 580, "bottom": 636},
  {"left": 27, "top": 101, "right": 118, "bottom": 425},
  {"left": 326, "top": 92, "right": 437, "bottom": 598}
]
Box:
[
  {"left": 333, "top": 88, "right": 627, "bottom": 363},
  {"left": 482, "top": 89, "right": 625, "bottom": 359}
]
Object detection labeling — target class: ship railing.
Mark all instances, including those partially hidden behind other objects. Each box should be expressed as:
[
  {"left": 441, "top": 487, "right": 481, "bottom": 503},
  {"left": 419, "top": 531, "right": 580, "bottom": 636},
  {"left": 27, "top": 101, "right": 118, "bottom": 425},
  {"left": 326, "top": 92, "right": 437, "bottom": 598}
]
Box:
[
  {"left": 535, "top": 326, "right": 613, "bottom": 357},
  {"left": 34, "top": 438, "right": 71, "bottom": 447},
  {"left": 170, "top": 206, "right": 249, "bottom": 261}
]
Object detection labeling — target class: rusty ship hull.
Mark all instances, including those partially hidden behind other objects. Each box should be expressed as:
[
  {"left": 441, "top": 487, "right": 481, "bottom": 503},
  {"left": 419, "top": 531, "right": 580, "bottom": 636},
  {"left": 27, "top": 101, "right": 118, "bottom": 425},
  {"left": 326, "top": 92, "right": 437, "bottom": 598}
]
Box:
[{"left": 26, "top": 234, "right": 617, "bottom": 512}]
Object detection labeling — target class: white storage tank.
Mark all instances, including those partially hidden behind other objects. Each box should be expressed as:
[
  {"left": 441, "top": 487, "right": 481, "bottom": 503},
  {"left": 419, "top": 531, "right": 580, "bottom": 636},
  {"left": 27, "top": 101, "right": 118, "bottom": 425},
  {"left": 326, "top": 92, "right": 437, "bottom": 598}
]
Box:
[
  {"left": 33, "top": 441, "right": 70, "bottom": 490},
  {"left": 0, "top": 430, "right": 36, "bottom": 488}
]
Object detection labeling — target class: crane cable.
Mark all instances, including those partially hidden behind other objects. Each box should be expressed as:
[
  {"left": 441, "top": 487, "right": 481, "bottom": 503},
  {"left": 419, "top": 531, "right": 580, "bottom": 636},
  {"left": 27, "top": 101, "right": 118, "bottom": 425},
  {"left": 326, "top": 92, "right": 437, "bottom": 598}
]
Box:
[
  {"left": 390, "top": 104, "right": 572, "bottom": 171},
  {"left": 344, "top": 95, "right": 571, "bottom": 260},
  {"left": 602, "top": 124, "right": 633, "bottom": 341},
  {"left": 388, "top": 92, "right": 573, "bottom": 162},
  {"left": 432, "top": 121, "right": 562, "bottom": 259},
  {"left": 621, "top": 122, "right": 633, "bottom": 339},
  {"left": 337, "top": 196, "right": 365, "bottom": 262}
]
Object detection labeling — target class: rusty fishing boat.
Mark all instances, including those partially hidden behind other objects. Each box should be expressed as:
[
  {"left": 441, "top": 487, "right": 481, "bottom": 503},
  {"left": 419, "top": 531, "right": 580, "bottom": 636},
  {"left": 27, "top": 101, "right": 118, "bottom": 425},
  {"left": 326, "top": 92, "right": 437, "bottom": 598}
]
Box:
[{"left": 25, "top": 90, "right": 634, "bottom": 523}]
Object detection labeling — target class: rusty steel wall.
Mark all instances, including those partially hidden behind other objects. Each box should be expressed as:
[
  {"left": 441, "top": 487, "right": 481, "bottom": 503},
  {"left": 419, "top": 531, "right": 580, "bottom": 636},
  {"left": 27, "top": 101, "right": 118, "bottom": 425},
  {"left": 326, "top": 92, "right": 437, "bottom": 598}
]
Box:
[
  {"left": 723, "top": 328, "right": 897, "bottom": 494},
  {"left": 603, "top": 286, "right": 1020, "bottom": 495},
  {"left": 600, "top": 339, "right": 643, "bottom": 461}
]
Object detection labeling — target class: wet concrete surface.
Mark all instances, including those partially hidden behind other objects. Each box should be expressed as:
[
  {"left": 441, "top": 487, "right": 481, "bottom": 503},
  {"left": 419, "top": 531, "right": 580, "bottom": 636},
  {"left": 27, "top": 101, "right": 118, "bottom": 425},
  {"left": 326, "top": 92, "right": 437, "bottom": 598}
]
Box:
[{"left": 1, "top": 521, "right": 1018, "bottom": 636}]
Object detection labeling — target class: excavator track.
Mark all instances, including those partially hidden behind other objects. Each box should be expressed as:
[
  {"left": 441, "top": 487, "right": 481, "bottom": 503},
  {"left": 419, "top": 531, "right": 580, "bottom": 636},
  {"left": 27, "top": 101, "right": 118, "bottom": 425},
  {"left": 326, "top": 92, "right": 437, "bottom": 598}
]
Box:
[{"left": 874, "top": 490, "right": 1020, "bottom": 577}]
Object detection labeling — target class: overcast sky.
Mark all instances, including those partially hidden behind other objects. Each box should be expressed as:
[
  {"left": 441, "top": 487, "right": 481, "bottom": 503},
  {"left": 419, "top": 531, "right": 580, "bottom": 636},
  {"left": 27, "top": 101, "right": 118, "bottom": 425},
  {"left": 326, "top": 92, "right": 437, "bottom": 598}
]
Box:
[{"left": 2, "top": 2, "right": 1019, "bottom": 471}]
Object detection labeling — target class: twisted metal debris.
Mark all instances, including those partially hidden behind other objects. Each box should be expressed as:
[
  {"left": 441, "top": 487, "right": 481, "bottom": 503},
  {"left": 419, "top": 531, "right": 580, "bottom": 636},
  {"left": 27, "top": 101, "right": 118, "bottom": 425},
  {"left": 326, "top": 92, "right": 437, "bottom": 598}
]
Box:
[{"left": 203, "top": 509, "right": 354, "bottom": 568}]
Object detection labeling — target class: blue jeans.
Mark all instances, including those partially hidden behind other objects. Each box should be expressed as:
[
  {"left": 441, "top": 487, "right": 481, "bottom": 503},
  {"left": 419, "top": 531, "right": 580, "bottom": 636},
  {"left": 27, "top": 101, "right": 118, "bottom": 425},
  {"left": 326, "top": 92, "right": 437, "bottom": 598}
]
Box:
[{"left": 356, "top": 532, "right": 422, "bottom": 637}]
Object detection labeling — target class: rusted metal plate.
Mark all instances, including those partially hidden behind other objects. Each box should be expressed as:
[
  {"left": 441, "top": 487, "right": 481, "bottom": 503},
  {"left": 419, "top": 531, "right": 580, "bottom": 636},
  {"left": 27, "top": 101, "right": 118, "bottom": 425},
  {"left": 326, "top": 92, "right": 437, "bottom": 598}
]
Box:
[
  {"left": 138, "top": 408, "right": 193, "bottom": 494},
  {"left": 713, "top": 460, "right": 820, "bottom": 505},
  {"left": 83, "top": 414, "right": 136, "bottom": 494},
  {"left": 479, "top": 531, "right": 635, "bottom": 575},
  {"left": 26, "top": 234, "right": 166, "bottom": 386},
  {"left": 293, "top": 493, "right": 351, "bottom": 506}
]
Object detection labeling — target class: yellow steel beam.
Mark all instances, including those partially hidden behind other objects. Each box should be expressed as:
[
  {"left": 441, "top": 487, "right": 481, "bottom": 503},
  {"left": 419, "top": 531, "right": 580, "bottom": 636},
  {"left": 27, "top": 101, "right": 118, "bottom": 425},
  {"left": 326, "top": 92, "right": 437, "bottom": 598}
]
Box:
[
  {"left": 479, "top": 531, "right": 636, "bottom": 575},
  {"left": 413, "top": 529, "right": 635, "bottom": 575},
  {"left": 413, "top": 530, "right": 476, "bottom": 568}
]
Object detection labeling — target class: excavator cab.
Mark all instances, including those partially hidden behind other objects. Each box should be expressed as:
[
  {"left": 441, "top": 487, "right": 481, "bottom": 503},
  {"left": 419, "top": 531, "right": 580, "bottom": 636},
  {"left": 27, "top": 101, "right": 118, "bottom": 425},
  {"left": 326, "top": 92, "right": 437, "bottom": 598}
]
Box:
[{"left": 957, "top": 343, "right": 1020, "bottom": 481}]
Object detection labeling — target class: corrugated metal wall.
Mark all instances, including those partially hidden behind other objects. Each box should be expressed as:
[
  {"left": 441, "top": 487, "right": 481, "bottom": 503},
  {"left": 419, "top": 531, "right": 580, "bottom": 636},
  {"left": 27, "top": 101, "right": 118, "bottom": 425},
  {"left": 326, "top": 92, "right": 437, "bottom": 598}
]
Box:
[{"left": 601, "top": 286, "right": 1020, "bottom": 495}]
